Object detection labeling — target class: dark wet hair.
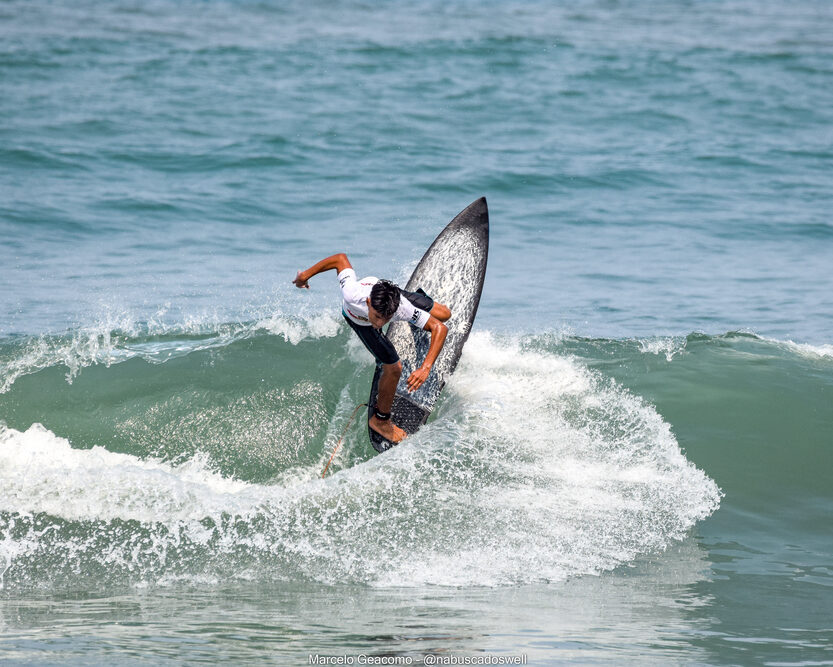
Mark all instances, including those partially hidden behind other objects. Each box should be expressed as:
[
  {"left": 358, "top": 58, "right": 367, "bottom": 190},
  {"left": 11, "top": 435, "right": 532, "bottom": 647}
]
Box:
[{"left": 370, "top": 280, "right": 400, "bottom": 318}]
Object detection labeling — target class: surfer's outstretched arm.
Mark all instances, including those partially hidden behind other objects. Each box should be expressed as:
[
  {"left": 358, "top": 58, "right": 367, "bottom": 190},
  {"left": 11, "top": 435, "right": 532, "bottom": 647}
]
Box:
[
  {"left": 293, "top": 253, "right": 352, "bottom": 288},
  {"left": 406, "top": 316, "right": 448, "bottom": 392}
]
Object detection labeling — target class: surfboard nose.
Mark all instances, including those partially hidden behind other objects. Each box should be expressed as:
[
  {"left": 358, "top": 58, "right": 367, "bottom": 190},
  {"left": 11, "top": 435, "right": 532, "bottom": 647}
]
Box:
[
  {"left": 470, "top": 196, "right": 488, "bottom": 217},
  {"left": 454, "top": 197, "right": 489, "bottom": 230}
]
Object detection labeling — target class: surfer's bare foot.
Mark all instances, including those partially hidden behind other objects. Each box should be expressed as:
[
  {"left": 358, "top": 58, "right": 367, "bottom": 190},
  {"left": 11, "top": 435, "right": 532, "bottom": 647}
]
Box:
[{"left": 369, "top": 415, "right": 406, "bottom": 443}]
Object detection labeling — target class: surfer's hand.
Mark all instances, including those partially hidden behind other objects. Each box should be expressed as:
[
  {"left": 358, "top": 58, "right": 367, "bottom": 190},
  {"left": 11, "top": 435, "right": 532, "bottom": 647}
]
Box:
[
  {"left": 407, "top": 366, "right": 430, "bottom": 392},
  {"left": 292, "top": 271, "right": 309, "bottom": 289}
]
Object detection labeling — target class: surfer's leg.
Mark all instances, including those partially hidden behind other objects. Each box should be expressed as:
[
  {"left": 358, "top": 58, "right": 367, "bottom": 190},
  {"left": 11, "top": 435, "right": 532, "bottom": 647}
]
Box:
[
  {"left": 343, "top": 315, "right": 407, "bottom": 442},
  {"left": 376, "top": 361, "right": 400, "bottom": 413},
  {"left": 370, "top": 361, "right": 407, "bottom": 443}
]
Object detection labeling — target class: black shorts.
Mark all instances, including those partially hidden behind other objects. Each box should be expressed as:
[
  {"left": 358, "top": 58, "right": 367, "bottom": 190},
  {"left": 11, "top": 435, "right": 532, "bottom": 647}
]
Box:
[
  {"left": 343, "top": 288, "right": 434, "bottom": 365},
  {"left": 401, "top": 287, "right": 434, "bottom": 314}
]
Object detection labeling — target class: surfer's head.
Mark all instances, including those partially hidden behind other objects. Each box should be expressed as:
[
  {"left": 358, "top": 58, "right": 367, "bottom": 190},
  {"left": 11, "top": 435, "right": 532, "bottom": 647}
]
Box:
[{"left": 368, "top": 280, "right": 400, "bottom": 328}]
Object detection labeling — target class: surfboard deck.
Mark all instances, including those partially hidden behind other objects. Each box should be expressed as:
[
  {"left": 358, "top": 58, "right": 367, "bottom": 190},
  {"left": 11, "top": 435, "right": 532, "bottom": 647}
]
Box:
[{"left": 368, "top": 197, "right": 489, "bottom": 452}]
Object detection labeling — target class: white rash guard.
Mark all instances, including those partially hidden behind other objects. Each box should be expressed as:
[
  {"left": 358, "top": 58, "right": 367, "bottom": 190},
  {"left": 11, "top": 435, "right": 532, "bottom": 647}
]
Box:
[{"left": 338, "top": 268, "right": 430, "bottom": 329}]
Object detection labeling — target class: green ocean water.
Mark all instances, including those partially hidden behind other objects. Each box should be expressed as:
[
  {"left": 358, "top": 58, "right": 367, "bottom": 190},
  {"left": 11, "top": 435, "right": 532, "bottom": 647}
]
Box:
[
  {"left": 2, "top": 325, "right": 832, "bottom": 663},
  {"left": 3, "top": 0, "right": 833, "bottom": 664}
]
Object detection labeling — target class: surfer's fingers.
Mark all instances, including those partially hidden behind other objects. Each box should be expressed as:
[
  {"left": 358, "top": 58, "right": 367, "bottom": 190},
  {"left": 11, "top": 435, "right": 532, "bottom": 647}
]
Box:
[{"left": 407, "top": 370, "right": 426, "bottom": 391}]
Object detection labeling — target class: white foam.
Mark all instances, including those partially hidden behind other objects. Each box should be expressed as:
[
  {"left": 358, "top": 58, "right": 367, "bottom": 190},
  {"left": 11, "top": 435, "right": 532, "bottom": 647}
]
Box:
[
  {"left": 0, "top": 423, "right": 261, "bottom": 524},
  {"left": 368, "top": 332, "right": 722, "bottom": 586},
  {"left": 255, "top": 311, "right": 342, "bottom": 345}
]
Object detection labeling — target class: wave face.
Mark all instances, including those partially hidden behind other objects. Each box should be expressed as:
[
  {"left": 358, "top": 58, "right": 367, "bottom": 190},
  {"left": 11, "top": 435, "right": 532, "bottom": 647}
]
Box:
[{"left": 0, "top": 320, "right": 724, "bottom": 591}]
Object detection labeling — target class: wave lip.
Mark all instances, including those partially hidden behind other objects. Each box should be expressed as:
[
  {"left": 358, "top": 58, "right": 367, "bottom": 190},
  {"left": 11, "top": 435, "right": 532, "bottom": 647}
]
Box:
[
  {"left": 766, "top": 337, "right": 833, "bottom": 360},
  {"left": 0, "top": 310, "right": 344, "bottom": 394}
]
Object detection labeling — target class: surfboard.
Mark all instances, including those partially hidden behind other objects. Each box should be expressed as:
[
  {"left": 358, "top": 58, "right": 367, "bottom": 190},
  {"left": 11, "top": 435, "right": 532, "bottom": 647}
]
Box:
[{"left": 367, "top": 197, "right": 489, "bottom": 452}]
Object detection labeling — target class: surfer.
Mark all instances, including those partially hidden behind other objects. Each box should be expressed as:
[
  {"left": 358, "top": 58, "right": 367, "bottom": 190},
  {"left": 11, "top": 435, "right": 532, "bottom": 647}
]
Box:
[{"left": 293, "top": 253, "right": 450, "bottom": 443}]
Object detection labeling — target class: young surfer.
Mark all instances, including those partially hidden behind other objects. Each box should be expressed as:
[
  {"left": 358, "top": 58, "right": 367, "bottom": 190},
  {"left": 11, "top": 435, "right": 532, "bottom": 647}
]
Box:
[{"left": 293, "top": 253, "right": 450, "bottom": 443}]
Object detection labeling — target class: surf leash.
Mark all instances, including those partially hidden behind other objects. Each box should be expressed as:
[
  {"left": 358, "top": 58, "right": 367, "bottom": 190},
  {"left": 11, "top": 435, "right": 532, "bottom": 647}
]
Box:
[{"left": 321, "top": 402, "right": 367, "bottom": 478}]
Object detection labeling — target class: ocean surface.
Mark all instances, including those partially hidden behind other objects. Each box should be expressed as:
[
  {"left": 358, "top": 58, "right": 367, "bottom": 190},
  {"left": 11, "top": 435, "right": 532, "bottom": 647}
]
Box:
[{"left": 2, "top": 0, "right": 832, "bottom": 664}]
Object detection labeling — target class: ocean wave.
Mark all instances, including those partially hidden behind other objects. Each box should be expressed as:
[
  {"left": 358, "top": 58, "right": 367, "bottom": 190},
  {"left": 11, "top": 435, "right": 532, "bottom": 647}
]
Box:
[
  {"left": 0, "top": 332, "right": 721, "bottom": 591},
  {"left": 3, "top": 315, "right": 830, "bottom": 399}
]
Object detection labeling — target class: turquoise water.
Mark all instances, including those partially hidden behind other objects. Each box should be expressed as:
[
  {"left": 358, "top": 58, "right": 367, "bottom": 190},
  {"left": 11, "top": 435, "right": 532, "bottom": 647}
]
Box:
[{"left": 2, "top": 0, "right": 833, "bottom": 664}]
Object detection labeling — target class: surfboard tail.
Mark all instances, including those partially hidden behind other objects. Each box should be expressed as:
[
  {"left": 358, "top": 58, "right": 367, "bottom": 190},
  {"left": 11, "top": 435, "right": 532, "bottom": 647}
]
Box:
[{"left": 367, "top": 365, "right": 430, "bottom": 453}]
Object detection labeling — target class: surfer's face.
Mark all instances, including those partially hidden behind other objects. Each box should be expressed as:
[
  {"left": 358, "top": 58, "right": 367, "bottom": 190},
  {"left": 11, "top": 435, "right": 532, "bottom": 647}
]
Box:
[{"left": 366, "top": 301, "right": 392, "bottom": 329}]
